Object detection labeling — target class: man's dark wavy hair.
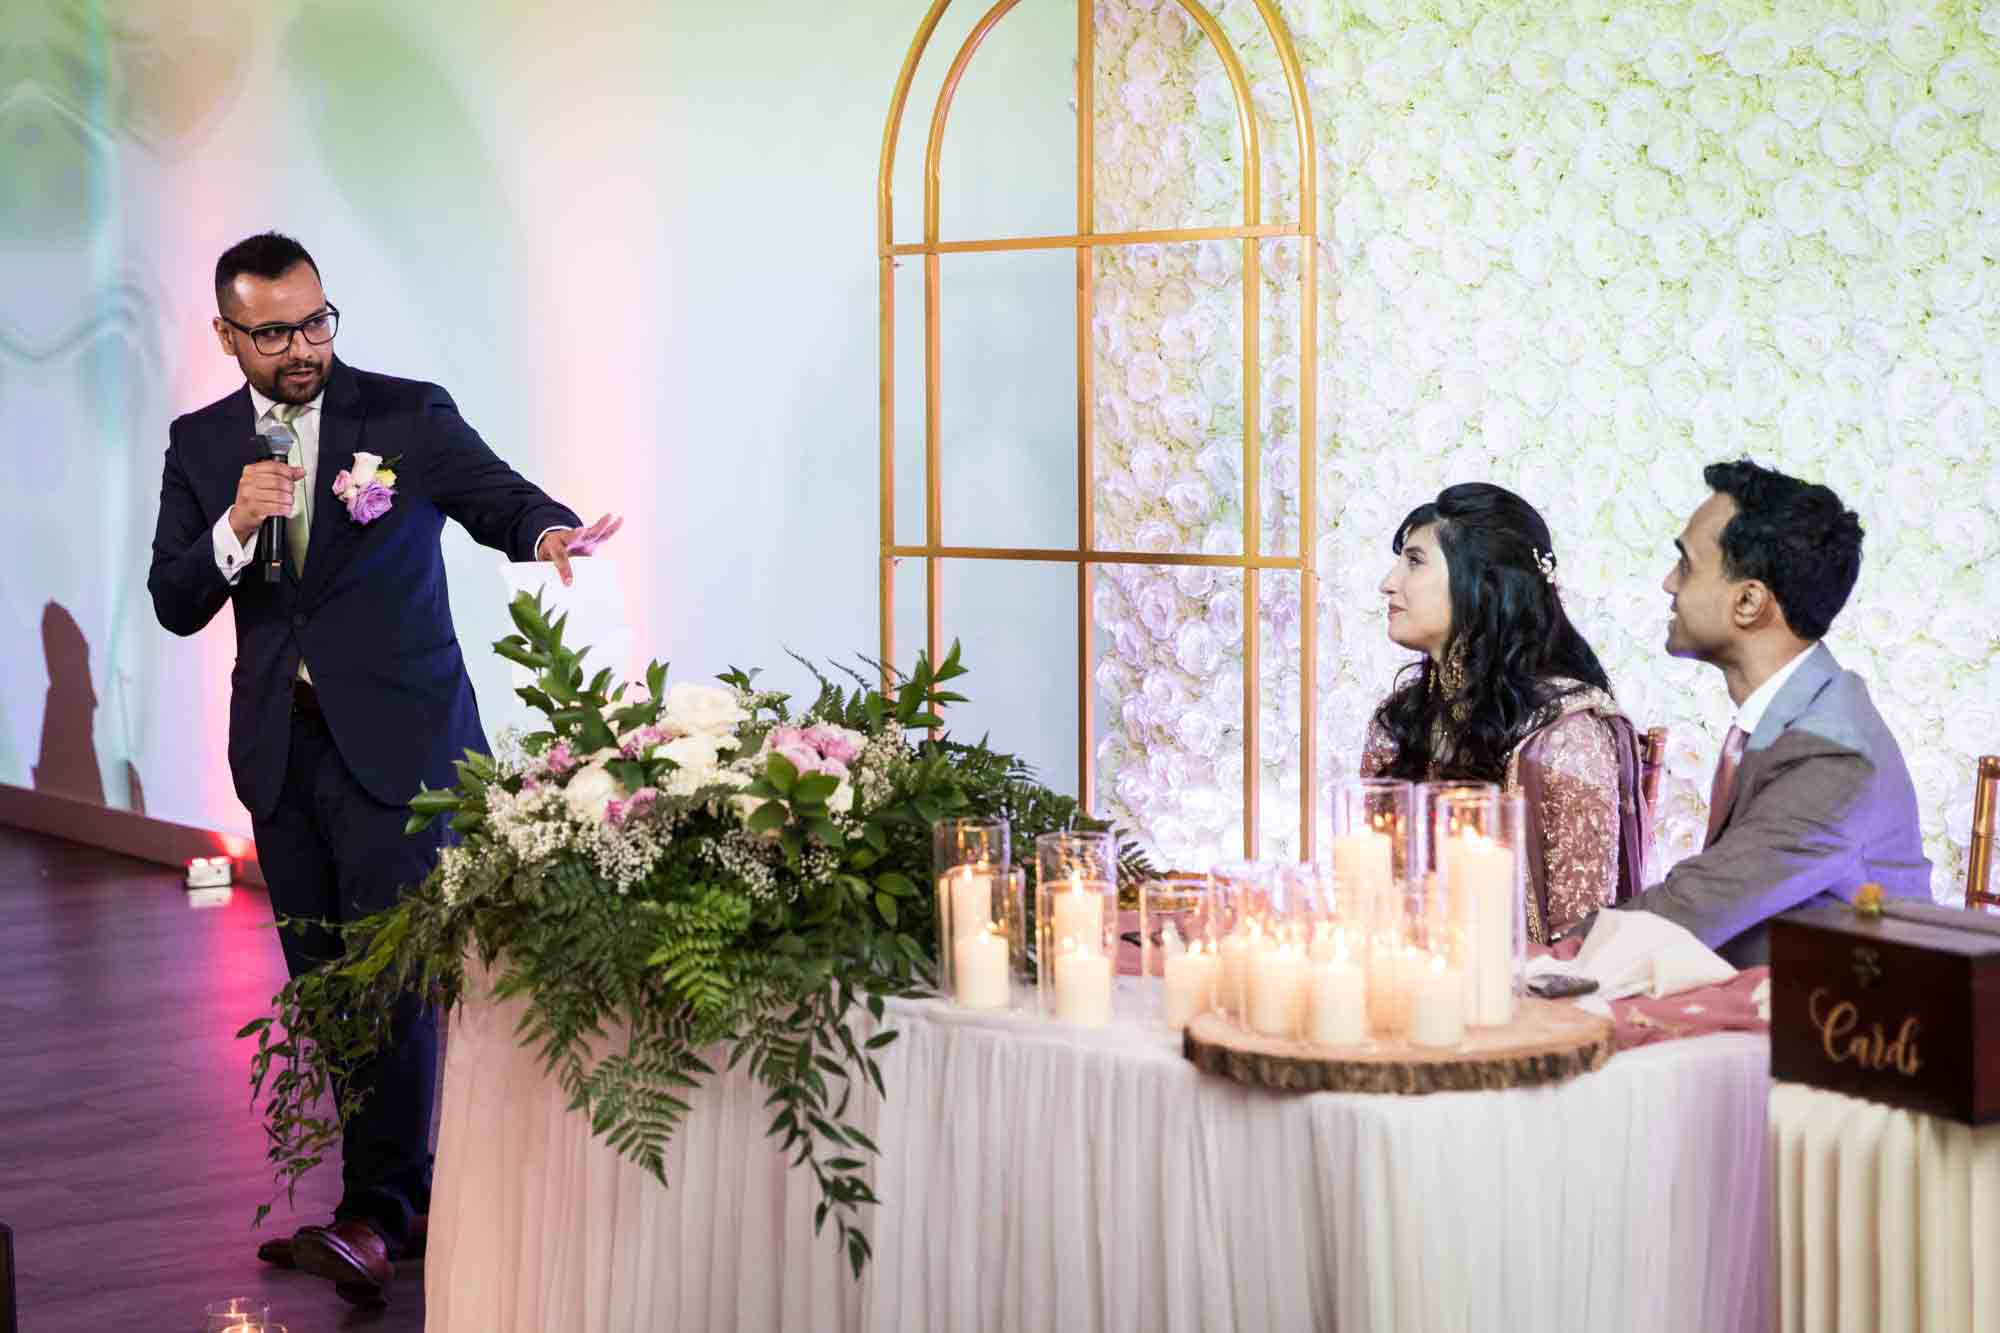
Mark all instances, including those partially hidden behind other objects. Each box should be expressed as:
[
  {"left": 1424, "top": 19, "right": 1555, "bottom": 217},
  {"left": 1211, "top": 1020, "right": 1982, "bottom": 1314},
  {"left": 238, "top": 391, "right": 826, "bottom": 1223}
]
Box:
[
  {"left": 1702, "top": 459, "right": 1863, "bottom": 642},
  {"left": 1370, "top": 483, "right": 1613, "bottom": 785},
  {"left": 214, "top": 232, "right": 319, "bottom": 310}
]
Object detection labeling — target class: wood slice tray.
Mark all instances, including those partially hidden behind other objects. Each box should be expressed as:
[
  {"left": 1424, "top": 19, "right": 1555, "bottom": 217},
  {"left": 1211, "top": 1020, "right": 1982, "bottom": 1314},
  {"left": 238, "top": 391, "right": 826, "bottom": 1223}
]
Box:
[{"left": 1183, "top": 998, "right": 1615, "bottom": 1094}]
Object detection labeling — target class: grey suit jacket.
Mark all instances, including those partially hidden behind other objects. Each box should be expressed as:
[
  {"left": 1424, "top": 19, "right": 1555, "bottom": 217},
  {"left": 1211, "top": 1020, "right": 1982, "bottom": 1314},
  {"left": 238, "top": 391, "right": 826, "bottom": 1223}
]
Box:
[{"left": 1627, "top": 643, "right": 1931, "bottom": 966}]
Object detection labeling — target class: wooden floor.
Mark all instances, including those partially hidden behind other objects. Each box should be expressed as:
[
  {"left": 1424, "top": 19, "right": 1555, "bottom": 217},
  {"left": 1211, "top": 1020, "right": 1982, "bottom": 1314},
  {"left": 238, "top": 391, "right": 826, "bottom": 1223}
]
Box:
[{"left": 0, "top": 826, "right": 425, "bottom": 1332}]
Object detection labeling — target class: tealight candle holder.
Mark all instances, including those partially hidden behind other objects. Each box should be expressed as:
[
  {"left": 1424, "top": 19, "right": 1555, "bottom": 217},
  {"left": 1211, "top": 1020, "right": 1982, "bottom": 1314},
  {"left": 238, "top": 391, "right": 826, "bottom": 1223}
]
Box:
[
  {"left": 1036, "top": 831, "right": 1118, "bottom": 1026},
  {"left": 202, "top": 1298, "right": 270, "bottom": 1331}
]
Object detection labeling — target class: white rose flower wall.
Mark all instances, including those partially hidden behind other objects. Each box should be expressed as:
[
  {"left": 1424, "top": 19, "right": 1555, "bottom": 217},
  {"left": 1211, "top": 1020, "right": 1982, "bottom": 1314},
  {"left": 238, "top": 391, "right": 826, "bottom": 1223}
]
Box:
[{"left": 1084, "top": 0, "right": 1998, "bottom": 894}]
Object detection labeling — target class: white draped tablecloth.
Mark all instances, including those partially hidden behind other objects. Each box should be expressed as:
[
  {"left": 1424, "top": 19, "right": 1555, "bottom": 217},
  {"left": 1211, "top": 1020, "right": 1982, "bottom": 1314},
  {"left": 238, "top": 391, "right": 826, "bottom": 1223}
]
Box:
[
  {"left": 1769, "top": 1082, "right": 2000, "bottom": 1333},
  {"left": 428, "top": 980, "right": 1773, "bottom": 1332}
]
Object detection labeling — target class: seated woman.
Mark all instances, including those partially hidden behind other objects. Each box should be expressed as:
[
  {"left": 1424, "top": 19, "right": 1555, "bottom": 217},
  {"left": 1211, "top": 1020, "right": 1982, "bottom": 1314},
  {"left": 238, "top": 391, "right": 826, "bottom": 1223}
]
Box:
[{"left": 1361, "top": 483, "right": 1650, "bottom": 944}]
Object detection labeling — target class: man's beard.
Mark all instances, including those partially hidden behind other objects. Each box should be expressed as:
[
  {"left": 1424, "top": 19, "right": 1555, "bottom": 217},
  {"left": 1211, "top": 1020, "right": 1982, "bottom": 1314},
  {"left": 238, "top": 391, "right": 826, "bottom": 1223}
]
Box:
[{"left": 269, "top": 360, "right": 326, "bottom": 404}]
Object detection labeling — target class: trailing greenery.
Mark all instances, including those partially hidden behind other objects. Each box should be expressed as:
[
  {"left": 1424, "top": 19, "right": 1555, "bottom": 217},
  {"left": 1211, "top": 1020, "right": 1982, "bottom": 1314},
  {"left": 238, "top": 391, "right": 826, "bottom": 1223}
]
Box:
[{"left": 241, "top": 591, "right": 1145, "bottom": 1274}]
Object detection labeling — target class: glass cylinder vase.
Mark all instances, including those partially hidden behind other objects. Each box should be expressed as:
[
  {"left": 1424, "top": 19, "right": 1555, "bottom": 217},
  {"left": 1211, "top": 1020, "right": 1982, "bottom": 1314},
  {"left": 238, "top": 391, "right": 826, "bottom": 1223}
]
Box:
[
  {"left": 1422, "top": 782, "right": 1521, "bottom": 1029},
  {"left": 1036, "top": 831, "right": 1118, "bottom": 1026},
  {"left": 1138, "top": 875, "right": 1218, "bottom": 1029},
  {"left": 1208, "top": 859, "right": 1276, "bottom": 1021},
  {"left": 933, "top": 817, "right": 1009, "bottom": 1009}
]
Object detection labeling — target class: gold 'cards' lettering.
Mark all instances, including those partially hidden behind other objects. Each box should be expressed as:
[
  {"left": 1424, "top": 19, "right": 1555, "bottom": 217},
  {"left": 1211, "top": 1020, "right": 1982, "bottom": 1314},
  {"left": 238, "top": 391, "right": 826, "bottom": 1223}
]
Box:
[{"left": 1808, "top": 987, "right": 1923, "bottom": 1077}]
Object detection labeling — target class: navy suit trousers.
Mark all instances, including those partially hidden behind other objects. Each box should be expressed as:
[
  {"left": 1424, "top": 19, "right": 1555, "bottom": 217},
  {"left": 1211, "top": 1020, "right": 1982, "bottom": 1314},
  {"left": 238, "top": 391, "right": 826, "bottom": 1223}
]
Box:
[{"left": 251, "top": 695, "right": 446, "bottom": 1253}]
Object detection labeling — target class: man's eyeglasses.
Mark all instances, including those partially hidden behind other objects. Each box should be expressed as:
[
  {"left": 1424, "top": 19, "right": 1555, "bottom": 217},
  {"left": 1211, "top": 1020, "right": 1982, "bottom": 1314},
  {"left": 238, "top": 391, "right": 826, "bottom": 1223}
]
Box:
[{"left": 222, "top": 304, "right": 340, "bottom": 356}]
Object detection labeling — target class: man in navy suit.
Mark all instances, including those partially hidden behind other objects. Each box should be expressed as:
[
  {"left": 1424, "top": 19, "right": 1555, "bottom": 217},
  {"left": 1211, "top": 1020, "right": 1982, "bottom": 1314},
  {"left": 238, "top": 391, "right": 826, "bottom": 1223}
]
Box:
[{"left": 148, "top": 232, "right": 594, "bottom": 1305}]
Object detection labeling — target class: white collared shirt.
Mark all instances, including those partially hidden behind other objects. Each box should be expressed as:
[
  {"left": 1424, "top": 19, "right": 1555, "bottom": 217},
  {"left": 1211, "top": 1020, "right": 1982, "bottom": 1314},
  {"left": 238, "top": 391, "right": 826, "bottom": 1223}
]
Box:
[
  {"left": 1732, "top": 643, "right": 1815, "bottom": 737},
  {"left": 211, "top": 383, "right": 325, "bottom": 583}
]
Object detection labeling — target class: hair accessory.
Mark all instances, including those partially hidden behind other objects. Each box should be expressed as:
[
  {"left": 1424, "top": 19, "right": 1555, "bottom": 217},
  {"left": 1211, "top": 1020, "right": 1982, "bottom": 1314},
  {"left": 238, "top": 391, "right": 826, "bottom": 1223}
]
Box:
[{"left": 1533, "top": 547, "right": 1559, "bottom": 588}]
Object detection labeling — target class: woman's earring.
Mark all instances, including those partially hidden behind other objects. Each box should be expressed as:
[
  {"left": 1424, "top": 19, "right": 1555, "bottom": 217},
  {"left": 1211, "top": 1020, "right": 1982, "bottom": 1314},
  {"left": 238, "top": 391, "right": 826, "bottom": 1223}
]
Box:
[{"left": 1437, "top": 640, "right": 1468, "bottom": 698}]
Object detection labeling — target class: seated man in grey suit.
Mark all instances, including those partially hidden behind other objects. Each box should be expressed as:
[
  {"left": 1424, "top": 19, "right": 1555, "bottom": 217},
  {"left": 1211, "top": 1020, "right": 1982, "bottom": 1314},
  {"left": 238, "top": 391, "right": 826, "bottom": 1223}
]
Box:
[{"left": 1625, "top": 459, "right": 1931, "bottom": 965}]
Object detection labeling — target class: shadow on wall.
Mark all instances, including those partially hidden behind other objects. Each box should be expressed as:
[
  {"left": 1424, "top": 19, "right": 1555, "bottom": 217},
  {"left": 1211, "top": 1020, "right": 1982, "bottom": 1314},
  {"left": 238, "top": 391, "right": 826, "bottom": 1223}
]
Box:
[{"left": 31, "top": 601, "right": 108, "bottom": 805}]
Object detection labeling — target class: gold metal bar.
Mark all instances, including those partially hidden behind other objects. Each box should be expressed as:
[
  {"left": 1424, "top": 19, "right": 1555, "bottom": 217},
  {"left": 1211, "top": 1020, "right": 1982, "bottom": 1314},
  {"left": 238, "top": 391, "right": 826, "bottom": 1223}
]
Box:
[
  {"left": 923, "top": 0, "right": 1024, "bottom": 245},
  {"left": 1969, "top": 754, "right": 1999, "bottom": 909},
  {"left": 888, "top": 223, "right": 1299, "bottom": 256},
  {"left": 925, "top": 248, "right": 943, "bottom": 679},
  {"left": 1075, "top": 0, "right": 1097, "bottom": 811},
  {"left": 1174, "top": 0, "right": 1261, "bottom": 228},
  {"left": 1253, "top": 0, "right": 1320, "bottom": 857},
  {"left": 886, "top": 544, "right": 1307, "bottom": 569},
  {"left": 876, "top": 0, "right": 957, "bottom": 689},
  {"left": 1239, "top": 224, "right": 1262, "bottom": 862}
]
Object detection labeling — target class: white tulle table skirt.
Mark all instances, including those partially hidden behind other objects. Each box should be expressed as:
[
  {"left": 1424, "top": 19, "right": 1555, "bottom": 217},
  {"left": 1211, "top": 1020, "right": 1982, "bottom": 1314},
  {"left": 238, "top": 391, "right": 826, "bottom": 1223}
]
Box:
[
  {"left": 427, "top": 979, "right": 1773, "bottom": 1332},
  {"left": 1769, "top": 1082, "right": 2000, "bottom": 1333}
]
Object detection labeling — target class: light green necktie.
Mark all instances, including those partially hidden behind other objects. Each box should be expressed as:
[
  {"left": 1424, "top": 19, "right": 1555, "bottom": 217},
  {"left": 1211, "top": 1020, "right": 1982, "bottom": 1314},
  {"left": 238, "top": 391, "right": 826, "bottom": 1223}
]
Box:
[{"left": 280, "top": 403, "right": 310, "bottom": 574}]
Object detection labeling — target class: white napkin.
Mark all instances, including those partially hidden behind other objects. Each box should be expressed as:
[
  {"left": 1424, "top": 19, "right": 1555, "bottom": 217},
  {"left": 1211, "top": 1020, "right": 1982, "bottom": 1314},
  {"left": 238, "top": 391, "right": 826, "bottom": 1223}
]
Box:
[{"left": 1526, "top": 909, "right": 1735, "bottom": 1001}]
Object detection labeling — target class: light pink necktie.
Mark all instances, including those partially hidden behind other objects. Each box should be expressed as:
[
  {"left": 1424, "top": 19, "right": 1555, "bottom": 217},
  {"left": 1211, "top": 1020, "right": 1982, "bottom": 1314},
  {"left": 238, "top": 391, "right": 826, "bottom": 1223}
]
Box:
[{"left": 1705, "top": 725, "right": 1749, "bottom": 848}]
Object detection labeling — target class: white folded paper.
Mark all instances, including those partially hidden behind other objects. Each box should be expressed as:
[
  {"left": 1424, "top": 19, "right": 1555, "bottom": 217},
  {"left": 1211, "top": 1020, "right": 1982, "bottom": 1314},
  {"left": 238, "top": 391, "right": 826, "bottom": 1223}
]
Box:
[
  {"left": 1525, "top": 909, "right": 1736, "bottom": 1002},
  {"left": 489, "top": 557, "right": 633, "bottom": 741}
]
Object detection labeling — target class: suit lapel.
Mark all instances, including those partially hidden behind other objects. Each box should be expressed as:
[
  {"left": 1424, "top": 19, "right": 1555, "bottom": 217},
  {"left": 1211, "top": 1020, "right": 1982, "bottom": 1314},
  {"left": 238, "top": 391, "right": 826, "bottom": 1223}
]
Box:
[
  {"left": 300, "top": 359, "right": 362, "bottom": 602},
  {"left": 1717, "top": 643, "right": 1840, "bottom": 834}
]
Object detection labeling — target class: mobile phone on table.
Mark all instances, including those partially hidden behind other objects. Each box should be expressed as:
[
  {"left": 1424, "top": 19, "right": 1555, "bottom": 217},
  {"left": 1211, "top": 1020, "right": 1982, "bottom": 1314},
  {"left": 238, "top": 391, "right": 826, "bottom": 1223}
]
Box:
[{"left": 1526, "top": 972, "right": 1600, "bottom": 999}]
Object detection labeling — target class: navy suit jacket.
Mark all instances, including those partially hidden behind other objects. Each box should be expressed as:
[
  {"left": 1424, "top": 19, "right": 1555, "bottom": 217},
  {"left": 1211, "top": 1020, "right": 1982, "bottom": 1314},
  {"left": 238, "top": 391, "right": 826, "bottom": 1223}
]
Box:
[{"left": 148, "top": 358, "right": 579, "bottom": 820}]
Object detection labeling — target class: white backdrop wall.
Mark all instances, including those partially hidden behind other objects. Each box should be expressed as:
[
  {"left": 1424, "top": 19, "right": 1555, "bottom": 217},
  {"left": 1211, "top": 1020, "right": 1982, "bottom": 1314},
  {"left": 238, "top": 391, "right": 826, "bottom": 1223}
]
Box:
[{"left": 1087, "top": 0, "right": 1999, "bottom": 896}]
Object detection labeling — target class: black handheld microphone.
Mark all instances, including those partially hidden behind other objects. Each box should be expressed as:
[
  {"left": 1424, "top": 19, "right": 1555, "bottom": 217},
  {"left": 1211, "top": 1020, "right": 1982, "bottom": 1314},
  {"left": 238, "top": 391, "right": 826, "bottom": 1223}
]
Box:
[{"left": 254, "top": 422, "right": 296, "bottom": 585}]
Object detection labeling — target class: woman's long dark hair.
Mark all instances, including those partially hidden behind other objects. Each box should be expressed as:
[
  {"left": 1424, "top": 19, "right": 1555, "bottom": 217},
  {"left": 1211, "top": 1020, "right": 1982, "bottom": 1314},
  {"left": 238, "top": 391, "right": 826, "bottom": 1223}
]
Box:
[{"left": 1371, "top": 483, "right": 1612, "bottom": 784}]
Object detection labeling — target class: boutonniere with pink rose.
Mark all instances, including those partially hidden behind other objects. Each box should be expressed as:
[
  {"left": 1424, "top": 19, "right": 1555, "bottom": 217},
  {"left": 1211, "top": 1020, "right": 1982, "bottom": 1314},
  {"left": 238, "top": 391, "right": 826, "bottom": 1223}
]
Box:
[{"left": 330, "top": 451, "right": 402, "bottom": 525}]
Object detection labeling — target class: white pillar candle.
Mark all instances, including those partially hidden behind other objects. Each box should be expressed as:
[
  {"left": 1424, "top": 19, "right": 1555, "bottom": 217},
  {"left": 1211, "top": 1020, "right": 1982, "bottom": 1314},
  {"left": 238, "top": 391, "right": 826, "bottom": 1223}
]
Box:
[
  {"left": 1217, "top": 920, "right": 1269, "bottom": 1019},
  {"left": 1407, "top": 953, "right": 1466, "bottom": 1048},
  {"left": 1444, "top": 833, "right": 1516, "bottom": 1026},
  {"left": 1163, "top": 940, "right": 1219, "bottom": 1028},
  {"left": 1331, "top": 829, "right": 1393, "bottom": 898},
  {"left": 941, "top": 863, "right": 996, "bottom": 939},
  {"left": 953, "top": 924, "right": 1010, "bottom": 1010},
  {"left": 1052, "top": 938, "right": 1113, "bottom": 1026},
  {"left": 1248, "top": 943, "right": 1307, "bottom": 1037},
  {"left": 1049, "top": 877, "right": 1107, "bottom": 952},
  {"left": 1306, "top": 955, "right": 1368, "bottom": 1045}
]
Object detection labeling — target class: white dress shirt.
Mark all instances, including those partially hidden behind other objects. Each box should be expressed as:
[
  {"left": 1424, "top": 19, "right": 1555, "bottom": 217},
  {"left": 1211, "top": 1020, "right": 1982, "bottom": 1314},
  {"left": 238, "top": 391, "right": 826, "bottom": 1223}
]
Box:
[{"left": 1732, "top": 643, "right": 1815, "bottom": 737}]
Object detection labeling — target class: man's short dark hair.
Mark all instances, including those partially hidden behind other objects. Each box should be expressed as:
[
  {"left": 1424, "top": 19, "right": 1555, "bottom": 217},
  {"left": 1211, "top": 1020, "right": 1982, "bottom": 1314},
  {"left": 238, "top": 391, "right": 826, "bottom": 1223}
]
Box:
[
  {"left": 214, "top": 232, "right": 320, "bottom": 311},
  {"left": 1703, "top": 458, "right": 1863, "bottom": 642}
]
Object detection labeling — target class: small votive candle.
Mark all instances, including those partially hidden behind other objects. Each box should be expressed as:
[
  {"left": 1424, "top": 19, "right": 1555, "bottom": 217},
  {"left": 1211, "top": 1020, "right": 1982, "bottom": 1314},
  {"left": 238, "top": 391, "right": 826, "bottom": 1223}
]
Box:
[
  {"left": 1052, "top": 937, "right": 1113, "bottom": 1026},
  {"left": 953, "top": 922, "right": 1010, "bottom": 1010},
  {"left": 1306, "top": 952, "right": 1368, "bottom": 1045},
  {"left": 1407, "top": 953, "right": 1466, "bottom": 1048},
  {"left": 1162, "top": 937, "right": 1219, "bottom": 1028},
  {"left": 1248, "top": 942, "right": 1307, "bottom": 1038}
]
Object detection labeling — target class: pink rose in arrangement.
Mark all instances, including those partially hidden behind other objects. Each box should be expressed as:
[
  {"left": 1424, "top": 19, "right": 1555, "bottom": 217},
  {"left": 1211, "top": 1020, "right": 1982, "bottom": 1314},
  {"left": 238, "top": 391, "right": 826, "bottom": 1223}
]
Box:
[
  {"left": 348, "top": 482, "right": 394, "bottom": 524},
  {"left": 545, "top": 742, "right": 578, "bottom": 776},
  {"left": 605, "top": 787, "right": 658, "bottom": 827},
  {"left": 802, "top": 725, "right": 861, "bottom": 765},
  {"left": 621, "top": 725, "right": 666, "bottom": 759},
  {"left": 773, "top": 742, "right": 821, "bottom": 777}
]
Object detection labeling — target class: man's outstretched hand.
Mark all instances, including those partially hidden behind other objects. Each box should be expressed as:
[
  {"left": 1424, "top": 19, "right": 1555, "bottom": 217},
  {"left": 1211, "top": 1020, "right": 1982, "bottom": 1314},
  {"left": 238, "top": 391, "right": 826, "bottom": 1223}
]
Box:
[{"left": 536, "top": 513, "right": 623, "bottom": 586}]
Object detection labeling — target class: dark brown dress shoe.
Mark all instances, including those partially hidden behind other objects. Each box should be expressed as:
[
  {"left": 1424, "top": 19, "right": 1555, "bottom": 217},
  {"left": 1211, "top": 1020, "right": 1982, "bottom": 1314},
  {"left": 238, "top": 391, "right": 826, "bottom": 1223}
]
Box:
[
  {"left": 257, "top": 1212, "right": 426, "bottom": 1269},
  {"left": 291, "top": 1219, "right": 395, "bottom": 1304},
  {"left": 255, "top": 1232, "right": 299, "bottom": 1269}
]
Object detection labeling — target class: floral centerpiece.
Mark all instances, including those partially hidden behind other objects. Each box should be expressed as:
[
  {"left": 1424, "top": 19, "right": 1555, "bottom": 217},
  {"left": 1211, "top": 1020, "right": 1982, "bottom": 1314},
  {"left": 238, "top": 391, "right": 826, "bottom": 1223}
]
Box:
[{"left": 241, "top": 592, "right": 1146, "bottom": 1273}]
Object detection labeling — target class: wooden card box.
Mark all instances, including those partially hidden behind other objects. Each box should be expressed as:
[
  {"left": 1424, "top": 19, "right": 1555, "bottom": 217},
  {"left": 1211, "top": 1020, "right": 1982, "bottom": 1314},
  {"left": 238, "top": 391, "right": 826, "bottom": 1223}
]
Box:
[{"left": 1769, "top": 900, "right": 2000, "bottom": 1124}]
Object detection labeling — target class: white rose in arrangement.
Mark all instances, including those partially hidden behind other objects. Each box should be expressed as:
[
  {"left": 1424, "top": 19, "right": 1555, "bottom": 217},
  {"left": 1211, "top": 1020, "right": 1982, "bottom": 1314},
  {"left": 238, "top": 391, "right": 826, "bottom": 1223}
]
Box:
[
  {"left": 1886, "top": 10, "right": 1947, "bottom": 73},
  {"left": 1891, "top": 103, "right": 1950, "bottom": 169},
  {"left": 1735, "top": 115, "right": 1791, "bottom": 182},
  {"left": 1821, "top": 189, "right": 1874, "bottom": 258},
  {"left": 1864, "top": 64, "right": 1914, "bottom": 134},
  {"left": 564, "top": 758, "right": 623, "bottom": 826},
  {"left": 1687, "top": 164, "right": 1747, "bottom": 236},
  {"left": 1934, "top": 149, "right": 1984, "bottom": 221},
  {"left": 1770, "top": 66, "right": 1832, "bottom": 132},
  {"left": 1816, "top": 105, "right": 1874, "bottom": 169},
  {"left": 1725, "top": 21, "right": 1788, "bottom": 79},
  {"left": 661, "top": 683, "right": 748, "bottom": 738},
  {"left": 1934, "top": 53, "right": 1993, "bottom": 118},
  {"left": 1929, "top": 259, "right": 1985, "bottom": 315},
  {"left": 1572, "top": 219, "right": 1630, "bottom": 281},
  {"left": 1645, "top": 35, "right": 1697, "bottom": 89},
  {"left": 1770, "top": 173, "right": 1827, "bottom": 237},
  {"left": 1650, "top": 355, "right": 1706, "bottom": 420},
  {"left": 1685, "top": 3, "right": 1734, "bottom": 55},
  {"left": 1892, "top": 217, "right": 1945, "bottom": 270},
  {"left": 1735, "top": 221, "right": 1789, "bottom": 282},
  {"left": 1649, "top": 219, "right": 1707, "bottom": 280},
  {"left": 1509, "top": 44, "right": 1562, "bottom": 95},
  {"left": 1812, "top": 23, "right": 1873, "bottom": 79},
  {"left": 1690, "top": 75, "right": 1744, "bottom": 136}
]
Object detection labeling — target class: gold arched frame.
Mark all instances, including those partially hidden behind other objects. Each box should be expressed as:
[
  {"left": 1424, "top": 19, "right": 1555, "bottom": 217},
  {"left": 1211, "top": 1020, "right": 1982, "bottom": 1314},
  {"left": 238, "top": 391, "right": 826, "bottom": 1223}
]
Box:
[{"left": 878, "top": 0, "right": 1319, "bottom": 859}]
